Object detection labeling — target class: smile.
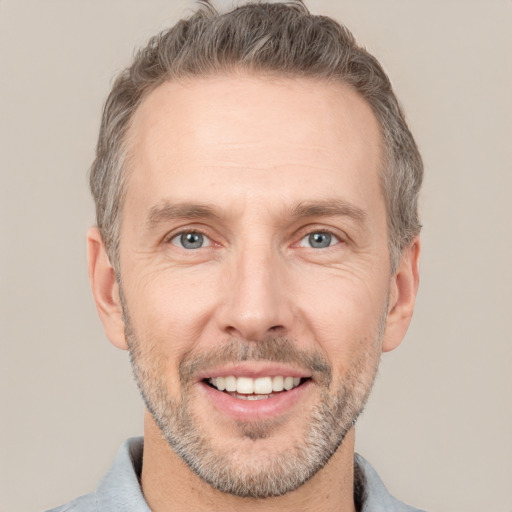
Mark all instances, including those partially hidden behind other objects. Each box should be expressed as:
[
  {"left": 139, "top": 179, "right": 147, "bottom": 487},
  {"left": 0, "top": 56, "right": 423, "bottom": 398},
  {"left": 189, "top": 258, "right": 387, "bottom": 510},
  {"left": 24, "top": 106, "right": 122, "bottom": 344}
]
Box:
[
  {"left": 206, "top": 376, "right": 306, "bottom": 400},
  {"left": 198, "top": 370, "right": 313, "bottom": 421}
]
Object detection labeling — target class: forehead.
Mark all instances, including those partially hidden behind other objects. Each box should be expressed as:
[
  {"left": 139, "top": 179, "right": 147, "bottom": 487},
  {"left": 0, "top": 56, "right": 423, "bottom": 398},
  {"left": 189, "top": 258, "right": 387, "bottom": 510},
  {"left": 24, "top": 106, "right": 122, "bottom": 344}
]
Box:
[{"left": 124, "top": 74, "right": 383, "bottom": 220}]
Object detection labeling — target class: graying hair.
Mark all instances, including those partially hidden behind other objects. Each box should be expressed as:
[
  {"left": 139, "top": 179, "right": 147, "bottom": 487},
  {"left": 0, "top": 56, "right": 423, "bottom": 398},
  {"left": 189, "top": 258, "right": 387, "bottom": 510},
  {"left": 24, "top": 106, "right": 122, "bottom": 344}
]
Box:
[{"left": 90, "top": 0, "right": 422, "bottom": 272}]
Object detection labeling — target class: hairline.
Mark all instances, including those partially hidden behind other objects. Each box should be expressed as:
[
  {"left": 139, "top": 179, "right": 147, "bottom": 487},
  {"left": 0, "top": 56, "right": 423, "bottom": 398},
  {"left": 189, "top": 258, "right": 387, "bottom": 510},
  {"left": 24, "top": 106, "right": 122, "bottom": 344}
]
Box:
[{"left": 111, "top": 69, "right": 396, "bottom": 273}]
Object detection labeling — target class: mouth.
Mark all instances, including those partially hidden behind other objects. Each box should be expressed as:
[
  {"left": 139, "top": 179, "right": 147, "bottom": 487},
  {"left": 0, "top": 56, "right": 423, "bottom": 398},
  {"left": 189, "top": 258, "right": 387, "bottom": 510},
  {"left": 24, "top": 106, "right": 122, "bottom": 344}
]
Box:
[
  {"left": 204, "top": 375, "right": 310, "bottom": 401},
  {"left": 196, "top": 362, "right": 314, "bottom": 421}
]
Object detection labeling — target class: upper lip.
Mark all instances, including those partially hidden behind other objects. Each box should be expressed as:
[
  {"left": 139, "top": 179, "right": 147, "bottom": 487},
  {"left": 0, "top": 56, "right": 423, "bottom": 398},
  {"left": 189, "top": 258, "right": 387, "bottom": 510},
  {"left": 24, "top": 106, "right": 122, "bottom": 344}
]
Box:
[{"left": 195, "top": 362, "right": 312, "bottom": 382}]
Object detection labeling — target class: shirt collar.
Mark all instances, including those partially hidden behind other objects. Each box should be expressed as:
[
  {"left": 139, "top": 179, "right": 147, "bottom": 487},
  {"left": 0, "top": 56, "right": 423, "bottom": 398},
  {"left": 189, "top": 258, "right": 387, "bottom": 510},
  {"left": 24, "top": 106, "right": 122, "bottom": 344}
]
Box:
[{"left": 95, "top": 437, "right": 422, "bottom": 512}]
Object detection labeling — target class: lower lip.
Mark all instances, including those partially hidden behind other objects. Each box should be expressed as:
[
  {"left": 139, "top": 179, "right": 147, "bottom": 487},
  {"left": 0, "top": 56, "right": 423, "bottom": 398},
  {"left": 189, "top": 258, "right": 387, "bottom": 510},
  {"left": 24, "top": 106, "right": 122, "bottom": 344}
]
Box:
[{"left": 198, "top": 380, "right": 313, "bottom": 422}]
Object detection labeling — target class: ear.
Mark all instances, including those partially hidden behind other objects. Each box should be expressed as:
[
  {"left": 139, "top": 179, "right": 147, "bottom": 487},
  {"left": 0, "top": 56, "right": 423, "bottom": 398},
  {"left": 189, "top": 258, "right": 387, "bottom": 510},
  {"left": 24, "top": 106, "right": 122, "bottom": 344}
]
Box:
[
  {"left": 382, "top": 237, "right": 420, "bottom": 353},
  {"left": 87, "top": 227, "right": 128, "bottom": 350}
]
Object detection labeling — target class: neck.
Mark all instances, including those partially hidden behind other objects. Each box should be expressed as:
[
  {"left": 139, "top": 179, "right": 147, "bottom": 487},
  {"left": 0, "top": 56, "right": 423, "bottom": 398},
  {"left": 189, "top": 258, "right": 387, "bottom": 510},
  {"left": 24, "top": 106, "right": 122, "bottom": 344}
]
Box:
[{"left": 141, "top": 412, "right": 357, "bottom": 512}]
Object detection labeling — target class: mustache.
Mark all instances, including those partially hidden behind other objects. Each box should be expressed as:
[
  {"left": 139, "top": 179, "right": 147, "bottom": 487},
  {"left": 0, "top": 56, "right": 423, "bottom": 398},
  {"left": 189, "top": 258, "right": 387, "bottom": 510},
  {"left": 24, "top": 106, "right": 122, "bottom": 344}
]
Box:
[{"left": 179, "top": 337, "right": 332, "bottom": 387}]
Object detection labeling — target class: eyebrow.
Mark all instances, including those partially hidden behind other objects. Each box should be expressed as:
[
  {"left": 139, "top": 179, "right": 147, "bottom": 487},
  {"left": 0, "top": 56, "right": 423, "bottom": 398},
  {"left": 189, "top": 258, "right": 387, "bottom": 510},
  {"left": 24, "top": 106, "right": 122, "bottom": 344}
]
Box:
[
  {"left": 146, "top": 201, "right": 220, "bottom": 229},
  {"left": 289, "top": 199, "right": 368, "bottom": 224},
  {"left": 146, "top": 198, "right": 368, "bottom": 229}
]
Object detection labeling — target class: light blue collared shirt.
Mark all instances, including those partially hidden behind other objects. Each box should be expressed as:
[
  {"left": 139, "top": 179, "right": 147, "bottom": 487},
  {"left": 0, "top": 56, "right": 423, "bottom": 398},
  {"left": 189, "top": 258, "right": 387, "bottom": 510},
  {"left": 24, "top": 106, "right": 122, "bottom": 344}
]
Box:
[{"left": 47, "top": 437, "right": 426, "bottom": 511}]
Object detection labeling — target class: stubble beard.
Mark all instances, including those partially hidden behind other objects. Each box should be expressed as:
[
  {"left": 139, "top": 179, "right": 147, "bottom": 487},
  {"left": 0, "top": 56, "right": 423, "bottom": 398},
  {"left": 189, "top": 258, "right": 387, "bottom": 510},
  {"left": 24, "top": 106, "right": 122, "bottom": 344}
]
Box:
[{"left": 123, "top": 302, "right": 384, "bottom": 498}]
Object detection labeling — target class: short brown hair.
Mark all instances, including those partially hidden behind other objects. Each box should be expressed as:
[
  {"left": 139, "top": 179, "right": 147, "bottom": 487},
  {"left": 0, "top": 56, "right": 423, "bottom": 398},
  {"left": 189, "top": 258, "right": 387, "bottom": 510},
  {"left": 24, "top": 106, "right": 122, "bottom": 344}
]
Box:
[{"left": 90, "top": 1, "right": 423, "bottom": 272}]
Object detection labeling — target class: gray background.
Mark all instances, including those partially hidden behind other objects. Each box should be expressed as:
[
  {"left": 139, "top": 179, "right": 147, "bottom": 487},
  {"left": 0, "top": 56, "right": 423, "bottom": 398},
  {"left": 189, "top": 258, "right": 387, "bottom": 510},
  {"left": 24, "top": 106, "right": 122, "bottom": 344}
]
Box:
[{"left": 1, "top": 1, "right": 511, "bottom": 511}]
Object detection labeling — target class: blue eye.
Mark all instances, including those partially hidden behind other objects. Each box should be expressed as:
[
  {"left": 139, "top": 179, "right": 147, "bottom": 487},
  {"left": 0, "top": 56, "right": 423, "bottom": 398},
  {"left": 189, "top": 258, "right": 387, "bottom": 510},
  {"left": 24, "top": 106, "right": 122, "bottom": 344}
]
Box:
[
  {"left": 300, "top": 232, "right": 338, "bottom": 249},
  {"left": 171, "top": 232, "right": 210, "bottom": 249}
]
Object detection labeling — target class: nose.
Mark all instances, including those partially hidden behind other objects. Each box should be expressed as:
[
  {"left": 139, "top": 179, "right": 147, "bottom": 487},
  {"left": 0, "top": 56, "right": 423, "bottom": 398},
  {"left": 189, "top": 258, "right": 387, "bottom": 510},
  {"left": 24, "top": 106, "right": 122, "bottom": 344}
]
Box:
[{"left": 216, "top": 243, "right": 294, "bottom": 342}]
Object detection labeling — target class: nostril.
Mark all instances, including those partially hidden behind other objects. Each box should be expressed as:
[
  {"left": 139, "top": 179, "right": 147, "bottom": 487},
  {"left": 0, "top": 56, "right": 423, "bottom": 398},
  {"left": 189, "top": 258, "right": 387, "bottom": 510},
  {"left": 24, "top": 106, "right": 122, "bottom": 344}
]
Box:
[{"left": 223, "top": 324, "right": 286, "bottom": 340}]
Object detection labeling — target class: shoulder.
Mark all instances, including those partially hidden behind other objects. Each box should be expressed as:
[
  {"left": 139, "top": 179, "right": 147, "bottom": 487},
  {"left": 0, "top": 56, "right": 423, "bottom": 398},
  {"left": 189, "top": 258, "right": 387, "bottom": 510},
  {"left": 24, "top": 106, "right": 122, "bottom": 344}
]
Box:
[
  {"left": 45, "top": 437, "right": 146, "bottom": 512},
  {"left": 45, "top": 492, "right": 97, "bottom": 512},
  {"left": 355, "top": 453, "right": 428, "bottom": 512}
]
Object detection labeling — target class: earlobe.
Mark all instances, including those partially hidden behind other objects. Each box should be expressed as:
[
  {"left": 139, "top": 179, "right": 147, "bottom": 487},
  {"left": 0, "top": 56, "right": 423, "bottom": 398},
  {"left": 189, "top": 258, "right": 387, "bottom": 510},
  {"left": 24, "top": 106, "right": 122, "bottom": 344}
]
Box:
[
  {"left": 87, "top": 227, "right": 128, "bottom": 350},
  {"left": 382, "top": 237, "right": 420, "bottom": 353}
]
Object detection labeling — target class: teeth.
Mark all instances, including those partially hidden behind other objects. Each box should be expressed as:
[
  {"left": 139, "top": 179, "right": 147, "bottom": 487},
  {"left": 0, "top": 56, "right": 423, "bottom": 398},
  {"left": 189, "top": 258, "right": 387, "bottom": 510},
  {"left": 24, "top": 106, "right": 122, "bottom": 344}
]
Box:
[
  {"left": 216, "top": 377, "right": 226, "bottom": 391},
  {"left": 208, "top": 375, "right": 303, "bottom": 394},
  {"left": 237, "top": 377, "right": 254, "bottom": 394},
  {"left": 272, "top": 375, "right": 284, "bottom": 392},
  {"left": 283, "top": 376, "right": 294, "bottom": 390},
  {"left": 234, "top": 393, "right": 271, "bottom": 400},
  {"left": 254, "top": 377, "right": 273, "bottom": 394},
  {"left": 225, "top": 376, "right": 237, "bottom": 392}
]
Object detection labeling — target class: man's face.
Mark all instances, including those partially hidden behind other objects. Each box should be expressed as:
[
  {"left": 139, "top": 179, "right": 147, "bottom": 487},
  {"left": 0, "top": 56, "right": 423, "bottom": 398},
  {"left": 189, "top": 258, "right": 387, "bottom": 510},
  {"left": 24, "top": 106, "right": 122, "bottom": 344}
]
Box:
[{"left": 116, "top": 75, "right": 394, "bottom": 496}]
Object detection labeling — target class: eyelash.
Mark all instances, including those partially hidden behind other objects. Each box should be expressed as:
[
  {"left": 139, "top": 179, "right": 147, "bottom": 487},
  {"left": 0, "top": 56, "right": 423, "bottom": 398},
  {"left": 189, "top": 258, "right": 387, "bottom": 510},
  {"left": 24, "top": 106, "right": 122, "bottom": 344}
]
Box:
[
  {"left": 166, "top": 229, "right": 212, "bottom": 249},
  {"left": 165, "top": 227, "right": 344, "bottom": 251},
  {"left": 296, "top": 228, "right": 343, "bottom": 249}
]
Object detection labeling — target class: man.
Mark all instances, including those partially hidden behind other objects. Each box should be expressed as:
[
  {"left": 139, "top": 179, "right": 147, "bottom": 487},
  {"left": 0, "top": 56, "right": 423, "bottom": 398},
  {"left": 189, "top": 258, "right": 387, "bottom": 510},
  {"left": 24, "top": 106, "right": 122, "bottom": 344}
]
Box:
[{"left": 50, "top": 1, "right": 423, "bottom": 510}]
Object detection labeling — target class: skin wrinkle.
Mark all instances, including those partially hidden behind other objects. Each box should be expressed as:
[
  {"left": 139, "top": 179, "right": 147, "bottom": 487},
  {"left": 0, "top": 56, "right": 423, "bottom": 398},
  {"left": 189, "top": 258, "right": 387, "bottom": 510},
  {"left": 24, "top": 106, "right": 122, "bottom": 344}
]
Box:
[
  {"left": 91, "top": 12, "right": 423, "bottom": 274},
  {"left": 145, "top": 198, "right": 368, "bottom": 233},
  {"left": 179, "top": 337, "right": 333, "bottom": 388},
  {"left": 140, "top": 199, "right": 373, "bottom": 272},
  {"left": 122, "top": 281, "right": 387, "bottom": 498},
  {"left": 94, "top": 75, "right": 418, "bottom": 511},
  {"left": 85, "top": 5, "right": 423, "bottom": 509}
]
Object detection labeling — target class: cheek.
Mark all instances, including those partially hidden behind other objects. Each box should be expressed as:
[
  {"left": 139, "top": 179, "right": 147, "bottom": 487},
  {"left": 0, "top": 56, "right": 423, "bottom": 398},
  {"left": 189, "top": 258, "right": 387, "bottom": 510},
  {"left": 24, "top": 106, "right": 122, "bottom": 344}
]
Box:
[
  {"left": 122, "top": 268, "right": 220, "bottom": 381},
  {"left": 294, "top": 267, "right": 388, "bottom": 360},
  {"left": 128, "top": 263, "right": 218, "bottom": 326}
]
